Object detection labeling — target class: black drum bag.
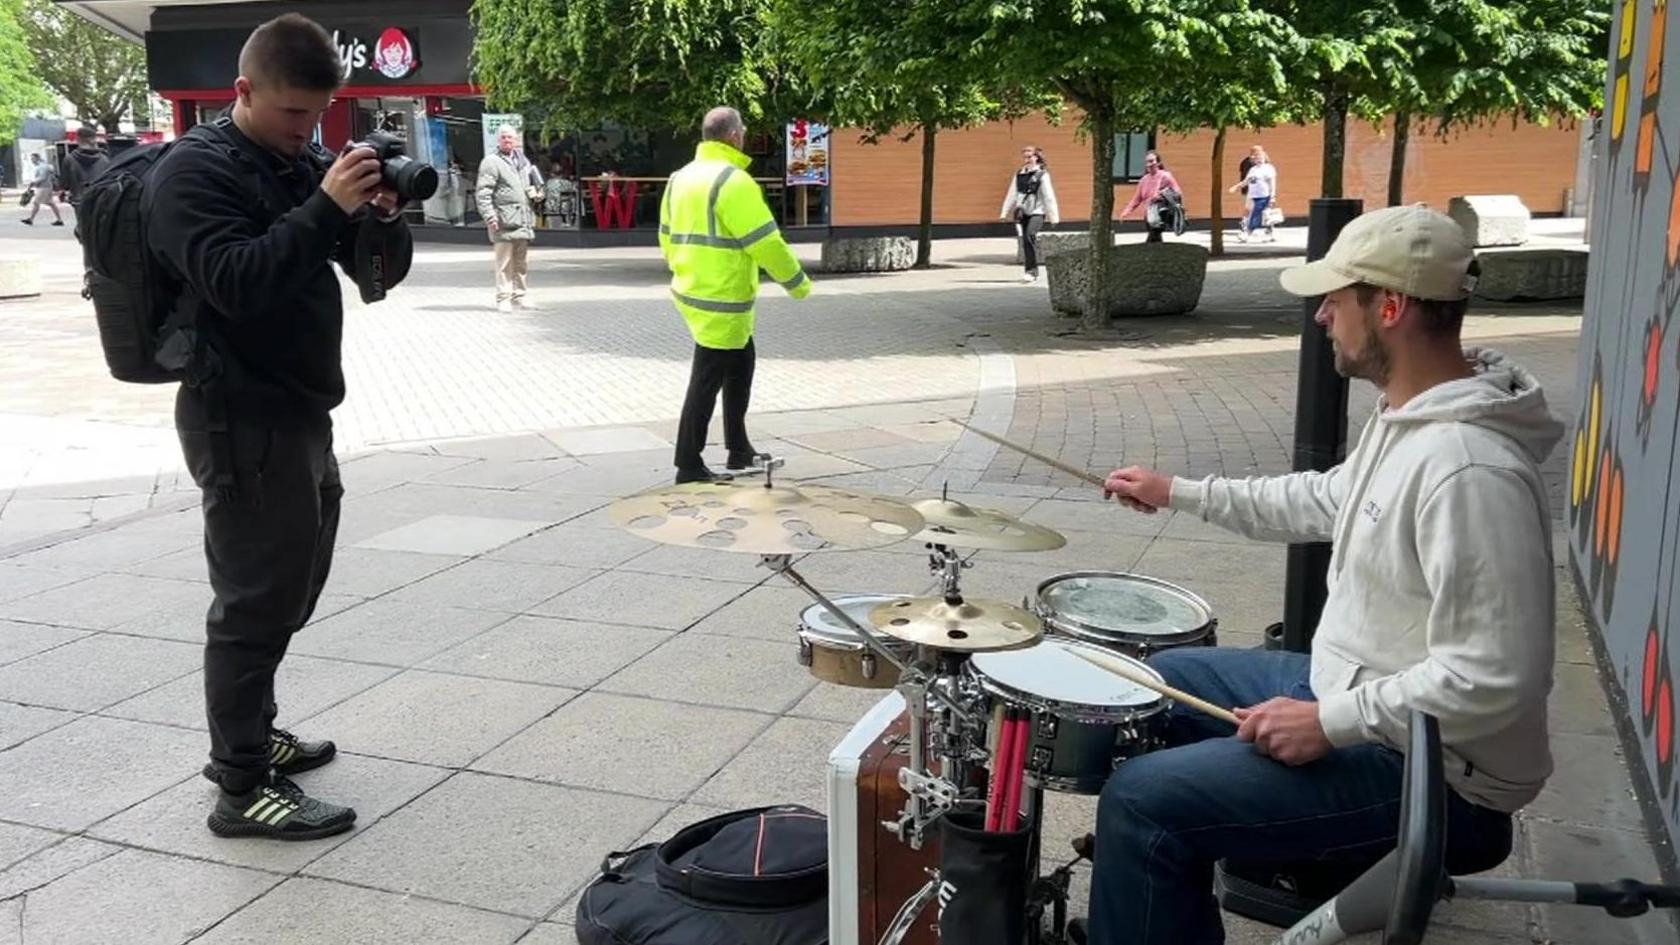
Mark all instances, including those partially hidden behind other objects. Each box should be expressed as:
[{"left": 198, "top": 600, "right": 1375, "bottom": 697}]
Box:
[
  {"left": 576, "top": 805, "right": 829, "bottom": 945},
  {"left": 937, "top": 810, "right": 1034, "bottom": 945}
]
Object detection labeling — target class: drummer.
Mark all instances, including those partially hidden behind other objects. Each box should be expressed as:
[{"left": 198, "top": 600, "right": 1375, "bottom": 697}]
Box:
[{"left": 1091, "top": 206, "right": 1563, "bottom": 944}]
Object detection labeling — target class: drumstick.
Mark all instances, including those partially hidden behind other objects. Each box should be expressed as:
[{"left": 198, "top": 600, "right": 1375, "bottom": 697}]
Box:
[
  {"left": 950, "top": 420, "right": 1109, "bottom": 488},
  {"left": 1002, "top": 712, "right": 1030, "bottom": 831},
  {"left": 1070, "top": 649, "right": 1242, "bottom": 726},
  {"left": 984, "top": 706, "right": 1011, "bottom": 832}
]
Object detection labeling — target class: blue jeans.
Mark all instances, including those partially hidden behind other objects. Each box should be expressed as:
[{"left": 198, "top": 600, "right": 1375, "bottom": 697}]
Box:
[
  {"left": 1087, "top": 648, "right": 1511, "bottom": 945},
  {"left": 1246, "top": 195, "right": 1272, "bottom": 233}
]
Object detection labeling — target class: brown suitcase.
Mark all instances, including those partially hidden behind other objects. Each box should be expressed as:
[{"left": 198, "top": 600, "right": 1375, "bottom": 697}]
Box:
[{"left": 856, "top": 712, "right": 940, "bottom": 945}]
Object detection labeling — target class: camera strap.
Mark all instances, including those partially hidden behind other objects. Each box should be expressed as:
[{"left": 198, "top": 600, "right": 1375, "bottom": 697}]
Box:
[{"left": 352, "top": 214, "right": 412, "bottom": 304}]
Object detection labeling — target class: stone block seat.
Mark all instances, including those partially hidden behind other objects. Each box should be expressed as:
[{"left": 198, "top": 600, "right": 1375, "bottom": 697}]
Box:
[
  {"left": 1046, "top": 241, "right": 1209, "bottom": 318},
  {"left": 1473, "top": 246, "right": 1589, "bottom": 302},
  {"left": 820, "top": 235, "right": 915, "bottom": 273},
  {"left": 1014, "top": 229, "right": 1095, "bottom": 265},
  {"left": 0, "top": 255, "right": 43, "bottom": 300},
  {"left": 1448, "top": 194, "right": 1531, "bottom": 247}
]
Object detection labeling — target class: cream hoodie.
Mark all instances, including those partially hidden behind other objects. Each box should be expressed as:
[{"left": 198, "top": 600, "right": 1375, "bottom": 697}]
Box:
[{"left": 1168, "top": 349, "right": 1565, "bottom": 812}]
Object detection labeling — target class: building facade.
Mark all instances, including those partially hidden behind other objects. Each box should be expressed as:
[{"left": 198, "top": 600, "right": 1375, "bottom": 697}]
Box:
[{"left": 65, "top": 0, "right": 1585, "bottom": 243}]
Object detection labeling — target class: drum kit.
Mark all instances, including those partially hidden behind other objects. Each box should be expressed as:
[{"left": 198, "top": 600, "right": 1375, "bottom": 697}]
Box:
[{"left": 608, "top": 456, "right": 1221, "bottom": 944}]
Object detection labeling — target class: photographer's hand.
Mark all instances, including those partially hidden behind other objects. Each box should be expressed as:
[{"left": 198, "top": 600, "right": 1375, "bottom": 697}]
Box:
[
  {"left": 370, "top": 187, "right": 401, "bottom": 222},
  {"left": 323, "top": 147, "right": 381, "bottom": 215}
]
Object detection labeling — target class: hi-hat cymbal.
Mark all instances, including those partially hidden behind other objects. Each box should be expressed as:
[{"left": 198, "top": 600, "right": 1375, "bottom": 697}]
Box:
[
  {"left": 610, "top": 481, "right": 924, "bottom": 554},
  {"left": 911, "top": 498, "right": 1067, "bottom": 551},
  {"left": 868, "top": 597, "right": 1044, "bottom": 652}
]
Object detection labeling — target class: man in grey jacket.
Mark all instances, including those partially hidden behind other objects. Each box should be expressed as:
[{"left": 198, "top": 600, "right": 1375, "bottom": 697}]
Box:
[
  {"left": 476, "top": 124, "right": 542, "bottom": 313},
  {"left": 1089, "top": 205, "right": 1564, "bottom": 945}
]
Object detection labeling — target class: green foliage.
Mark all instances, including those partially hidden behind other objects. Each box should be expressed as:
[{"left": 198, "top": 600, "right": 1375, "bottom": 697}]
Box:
[
  {"left": 19, "top": 0, "right": 148, "bottom": 132},
  {"left": 471, "top": 0, "right": 804, "bottom": 133},
  {"left": 0, "top": 0, "right": 52, "bottom": 141}
]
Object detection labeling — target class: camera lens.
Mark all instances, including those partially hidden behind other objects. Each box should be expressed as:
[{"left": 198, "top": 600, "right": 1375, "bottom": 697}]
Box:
[{"left": 384, "top": 154, "right": 439, "bottom": 202}]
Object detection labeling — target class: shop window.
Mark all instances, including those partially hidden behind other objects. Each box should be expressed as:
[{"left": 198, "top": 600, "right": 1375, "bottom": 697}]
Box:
[{"left": 1111, "top": 131, "right": 1155, "bottom": 182}]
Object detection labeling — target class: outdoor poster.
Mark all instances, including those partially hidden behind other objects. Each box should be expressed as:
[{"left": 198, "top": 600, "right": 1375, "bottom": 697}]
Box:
[
  {"left": 481, "top": 113, "right": 524, "bottom": 158},
  {"left": 786, "top": 120, "right": 829, "bottom": 186}
]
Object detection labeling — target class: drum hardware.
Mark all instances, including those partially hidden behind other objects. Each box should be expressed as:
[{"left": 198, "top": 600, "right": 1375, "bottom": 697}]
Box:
[
  {"left": 911, "top": 493, "right": 1068, "bottom": 552},
  {"left": 609, "top": 473, "right": 926, "bottom": 555},
  {"left": 1030, "top": 571, "right": 1218, "bottom": 658},
  {"left": 880, "top": 869, "right": 942, "bottom": 945}
]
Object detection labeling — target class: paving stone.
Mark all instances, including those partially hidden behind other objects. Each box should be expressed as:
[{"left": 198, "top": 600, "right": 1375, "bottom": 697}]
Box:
[
  {"left": 0, "top": 822, "right": 61, "bottom": 872},
  {"left": 89, "top": 753, "right": 450, "bottom": 873},
  {"left": 1130, "top": 537, "right": 1288, "bottom": 637},
  {"left": 779, "top": 452, "right": 872, "bottom": 479},
  {"left": 383, "top": 559, "right": 600, "bottom": 613},
  {"left": 338, "top": 451, "right": 481, "bottom": 490},
  {"left": 692, "top": 716, "right": 851, "bottom": 811},
  {"left": 355, "top": 514, "right": 555, "bottom": 556},
  {"left": 0, "top": 701, "right": 76, "bottom": 750},
  {"left": 599, "top": 633, "right": 816, "bottom": 713},
  {"left": 880, "top": 420, "right": 965, "bottom": 444},
  {"left": 0, "top": 573, "right": 207, "bottom": 631},
  {"left": 488, "top": 523, "right": 656, "bottom": 570},
  {"left": 421, "top": 615, "right": 670, "bottom": 689},
  {"left": 522, "top": 461, "right": 670, "bottom": 497},
  {"left": 8, "top": 846, "right": 278, "bottom": 945},
  {"left": 618, "top": 543, "right": 775, "bottom": 585},
  {"left": 104, "top": 654, "right": 397, "bottom": 732},
  {"left": 789, "top": 550, "right": 944, "bottom": 597},
  {"left": 0, "top": 619, "right": 86, "bottom": 666},
  {"left": 0, "top": 837, "right": 124, "bottom": 901},
  {"left": 1549, "top": 661, "right": 1618, "bottom": 737},
  {"left": 0, "top": 563, "right": 94, "bottom": 603},
  {"left": 1524, "top": 733, "right": 1649, "bottom": 834},
  {"left": 688, "top": 584, "right": 816, "bottom": 642},
  {"left": 423, "top": 457, "right": 584, "bottom": 490},
  {"left": 1019, "top": 497, "right": 1172, "bottom": 539},
  {"left": 306, "top": 772, "right": 665, "bottom": 917},
  {"left": 0, "top": 633, "right": 199, "bottom": 711},
  {"left": 103, "top": 589, "right": 358, "bottom": 643},
  {"left": 320, "top": 547, "right": 463, "bottom": 599},
  {"left": 515, "top": 923, "right": 578, "bottom": 945},
  {"left": 546, "top": 426, "right": 672, "bottom": 456},
  {"left": 808, "top": 467, "right": 930, "bottom": 495},
  {"left": 302, "top": 670, "right": 575, "bottom": 768},
  {"left": 786, "top": 428, "right": 920, "bottom": 453},
  {"left": 287, "top": 600, "right": 512, "bottom": 666},
  {"left": 789, "top": 681, "right": 895, "bottom": 724},
  {"left": 633, "top": 801, "right": 732, "bottom": 848},
  {"left": 1155, "top": 508, "right": 1273, "bottom": 545},
  {"left": 1526, "top": 820, "right": 1677, "bottom": 945},
  {"left": 1, "top": 526, "right": 195, "bottom": 572},
  {"left": 119, "top": 545, "right": 209, "bottom": 582},
  {"left": 0, "top": 716, "right": 200, "bottom": 830},
  {"left": 192, "top": 876, "right": 531, "bottom": 945},
  {"left": 834, "top": 442, "right": 955, "bottom": 470},
  {"left": 531, "top": 570, "right": 746, "bottom": 631},
  {"left": 474, "top": 692, "right": 765, "bottom": 801},
  {"left": 430, "top": 433, "right": 574, "bottom": 463},
  {"left": 752, "top": 411, "right": 859, "bottom": 437}
]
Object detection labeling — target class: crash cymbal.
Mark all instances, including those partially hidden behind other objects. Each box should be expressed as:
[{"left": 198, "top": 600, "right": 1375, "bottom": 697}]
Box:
[
  {"left": 911, "top": 498, "right": 1067, "bottom": 551},
  {"left": 868, "top": 597, "right": 1044, "bottom": 652},
  {"left": 610, "top": 481, "right": 924, "bottom": 554}
]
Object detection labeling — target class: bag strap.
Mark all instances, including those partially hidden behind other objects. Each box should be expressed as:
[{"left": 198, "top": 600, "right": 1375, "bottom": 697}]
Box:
[{"left": 654, "top": 807, "right": 826, "bottom": 908}]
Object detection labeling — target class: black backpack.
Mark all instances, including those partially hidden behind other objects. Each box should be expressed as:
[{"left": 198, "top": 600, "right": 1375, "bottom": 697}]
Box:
[
  {"left": 76, "top": 123, "right": 244, "bottom": 385},
  {"left": 577, "top": 805, "right": 828, "bottom": 945}
]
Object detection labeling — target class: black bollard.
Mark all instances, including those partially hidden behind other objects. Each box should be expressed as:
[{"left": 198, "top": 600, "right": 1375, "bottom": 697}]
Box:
[{"left": 1278, "top": 197, "right": 1363, "bottom": 653}]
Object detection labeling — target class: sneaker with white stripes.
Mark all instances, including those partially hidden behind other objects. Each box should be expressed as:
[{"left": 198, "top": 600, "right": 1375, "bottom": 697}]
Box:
[
  {"left": 207, "top": 775, "right": 356, "bottom": 841},
  {"left": 200, "top": 729, "right": 337, "bottom": 785}
]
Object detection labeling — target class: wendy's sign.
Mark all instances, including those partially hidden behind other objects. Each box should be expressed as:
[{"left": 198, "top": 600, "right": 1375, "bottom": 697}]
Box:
[{"left": 147, "top": 19, "right": 471, "bottom": 91}]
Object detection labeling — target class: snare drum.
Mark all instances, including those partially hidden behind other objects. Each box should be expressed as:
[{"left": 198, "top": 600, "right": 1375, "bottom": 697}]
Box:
[
  {"left": 968, "top": 638, "right": 1166, "bottom": 795},
  {"left": 1029, "top": 571, "right": 1217, "bottom": 658},
  {"left": 798, "top": 594, "right": 914, "bottom": 688}
]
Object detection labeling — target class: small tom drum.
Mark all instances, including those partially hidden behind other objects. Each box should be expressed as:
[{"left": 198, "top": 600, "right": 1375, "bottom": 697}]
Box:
[
  {"left": 968, "top": 638, "right": 1166, "bottom": 795},
  {"left": 798, "top": 594, "right": 914, "bottom": 689},
  {"left": 1029, "top": 571, "right": 1217, "bottom": 657}
]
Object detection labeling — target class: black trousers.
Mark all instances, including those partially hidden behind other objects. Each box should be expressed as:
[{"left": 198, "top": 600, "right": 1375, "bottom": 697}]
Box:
[
  {"left": 1017, "top": 212, "right": 1045, "bottom": 274},
  {"left": 674, "top": 339, "right": 756, "bottom": 472},
  {"left": 1146, "top": 226, "right": 1165, "bottom": 243},
  {"left": 178, "top": 391, "right": 342, "bottom": 794}
]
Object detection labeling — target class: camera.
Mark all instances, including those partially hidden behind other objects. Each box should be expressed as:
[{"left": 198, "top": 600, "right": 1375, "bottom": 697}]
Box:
[{"left": 349, "top": 131, "right": 438, "bottom": 202}]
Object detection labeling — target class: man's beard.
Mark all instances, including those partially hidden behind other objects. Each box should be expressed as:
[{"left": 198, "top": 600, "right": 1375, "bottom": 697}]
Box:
[{"left": 1333, "top": 310, "right": 1392, "bottom": 385}]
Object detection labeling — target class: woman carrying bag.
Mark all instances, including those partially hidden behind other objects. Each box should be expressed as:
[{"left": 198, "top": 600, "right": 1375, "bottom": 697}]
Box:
[
  {"left": 999, "top": 146, "right": 1060, "bottom": 284},
  {"left": 1230, "top": 147, "right": 1280, "bottom": 242}
]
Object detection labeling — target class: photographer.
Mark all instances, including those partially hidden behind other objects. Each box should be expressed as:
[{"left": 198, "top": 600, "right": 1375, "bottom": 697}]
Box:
[{"left": 144, "top": 13, "right": 412, "bottom": 841}]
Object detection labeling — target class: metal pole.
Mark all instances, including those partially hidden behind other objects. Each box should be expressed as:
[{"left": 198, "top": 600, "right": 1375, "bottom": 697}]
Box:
[{"left": 1280, "top": 197, "right": 1363, "bottom": 653}]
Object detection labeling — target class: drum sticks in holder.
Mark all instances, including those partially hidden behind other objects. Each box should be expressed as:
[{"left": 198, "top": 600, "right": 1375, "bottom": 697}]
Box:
[{"left": 985, "top": 706, "right": 1031, "bottom": 832}]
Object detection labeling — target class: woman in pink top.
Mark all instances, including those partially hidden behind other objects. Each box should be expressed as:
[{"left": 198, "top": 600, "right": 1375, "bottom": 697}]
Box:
[{"left": 1120, "top": 151, "right": 1183, "bottom": 242}]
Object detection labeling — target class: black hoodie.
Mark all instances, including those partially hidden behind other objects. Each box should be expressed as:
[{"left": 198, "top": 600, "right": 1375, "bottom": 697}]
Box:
[{"left": 143, "top": 119, "right": 411, "bottom": 428}]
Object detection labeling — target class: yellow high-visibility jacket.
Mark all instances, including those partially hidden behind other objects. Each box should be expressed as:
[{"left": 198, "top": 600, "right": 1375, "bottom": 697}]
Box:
[{"left": 660, "top": 141, "right": 811, "bottom": 349}]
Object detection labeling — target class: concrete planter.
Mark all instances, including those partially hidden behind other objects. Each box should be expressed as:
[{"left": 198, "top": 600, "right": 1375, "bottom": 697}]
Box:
[
  {"left": 1013, "top": 229, "right": 1096, "bottom": 265},
  {"left": 820, "top": 236, "right": 915, "bottom": 273},
  {"left": 1047, "top": 242, "right": 1209, "bottom": 318},
  {"left": 1448, "top": 194, "right": 1531, "bottom": 247},
  {"left": 1473, "top": 247, "right": 1589, "bottom": 302}
]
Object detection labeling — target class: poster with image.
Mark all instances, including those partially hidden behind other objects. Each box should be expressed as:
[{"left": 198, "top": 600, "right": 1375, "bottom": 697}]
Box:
[
  {"left": 482, "top": 113, "right": 524, "bottom": 159},
  {"left": 786, "top": 120, "right": 829, "bottom": 186}
]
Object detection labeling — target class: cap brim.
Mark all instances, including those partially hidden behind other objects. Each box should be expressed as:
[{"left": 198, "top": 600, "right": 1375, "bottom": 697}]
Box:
[{"left": 1279, "top": 259, "right": 1358, "bottom": 298}]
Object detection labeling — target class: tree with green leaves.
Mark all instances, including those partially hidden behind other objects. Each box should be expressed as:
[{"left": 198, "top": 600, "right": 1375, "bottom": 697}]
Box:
[
  {"left": 471, "top": 0, "right": 804, "bottom": 133},
  {"left": 0, "top": 0, "right": 52, "bottom": 144},
  {"left": 1375, "top": 0, "right": 1608, "bottom": 207},
  {"left": 19, "top": 0, "right": 148, "bottom": 133},
  {"left": 769, "top": 0, "right": 1034, "bottom": 268}
]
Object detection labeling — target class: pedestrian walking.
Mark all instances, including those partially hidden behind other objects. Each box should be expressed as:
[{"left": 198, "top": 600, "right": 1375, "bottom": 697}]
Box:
[
  {"left": 1231, "top": 146, "right": 1279, "bottom": 242},
  {"left": 476, "top": 124, "right": 543, "bottom": 312},
  {"left": 1236, "top": 144, "right": 1261, "bottom": 238},
  {"left": 61, "top": 127, "right": 111, "bottom": 211},
  {"left": 20, "top": 153, "right": 64, "bottom": 226},
  {"left": 1119, "top": 151, "right": 1183, "bottom": 242},
  {"left": 441, "top": 153, "right": 467, "bottom": 226},
  {"left": 999, "top": 145, "right": 1060, "bottom": 283}
]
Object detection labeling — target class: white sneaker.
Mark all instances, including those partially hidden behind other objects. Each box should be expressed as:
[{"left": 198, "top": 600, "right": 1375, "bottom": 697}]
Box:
[
  {"left": 512, "top": 298, "right": 528, "bottom": 311},
  {"left": 496, "top": 300, "right": 513, "bottom": 314},
  {"left": 1018, "top": 272, "right": 1038, "bottom": 284}
]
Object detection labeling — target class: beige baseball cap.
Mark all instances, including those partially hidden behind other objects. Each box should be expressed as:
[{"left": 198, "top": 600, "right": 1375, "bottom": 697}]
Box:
[{"left": 1279, "top": 204, "right": 1478, "bottom": 301}]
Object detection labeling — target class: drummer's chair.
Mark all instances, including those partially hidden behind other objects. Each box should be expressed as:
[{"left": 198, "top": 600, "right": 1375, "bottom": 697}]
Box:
[{"left": 1214, "top": 834, "right": 1513, "bottom": 928}]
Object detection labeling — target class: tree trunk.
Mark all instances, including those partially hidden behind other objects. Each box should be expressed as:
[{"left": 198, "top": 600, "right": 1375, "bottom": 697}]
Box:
[
  {"left": 97, "top": 112, "right": 124, "bottom": 135},
  {"left": 1321, "top": 79, "right": 1349, "bottom": 199},
  {"left": 1387, "top": 109, "right": 1410, "bottom": 207},
  {"left": 1210, "top": 126, "right": 1227, "bottom": 257},
  {"left": 915, "top": 122, "right": 936, "bottom": 269},
  {"left": 1083, "top": 108, "right": 1117, "bottom": 331}
]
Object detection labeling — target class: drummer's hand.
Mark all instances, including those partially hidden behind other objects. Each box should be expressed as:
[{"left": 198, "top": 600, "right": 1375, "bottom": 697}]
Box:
[
  {"left": 1235, "top": 698, "right": 1332, "bottom": 766},
  {"left": 1103, "top": 466, "right": 1170, "bottom": 513}
]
